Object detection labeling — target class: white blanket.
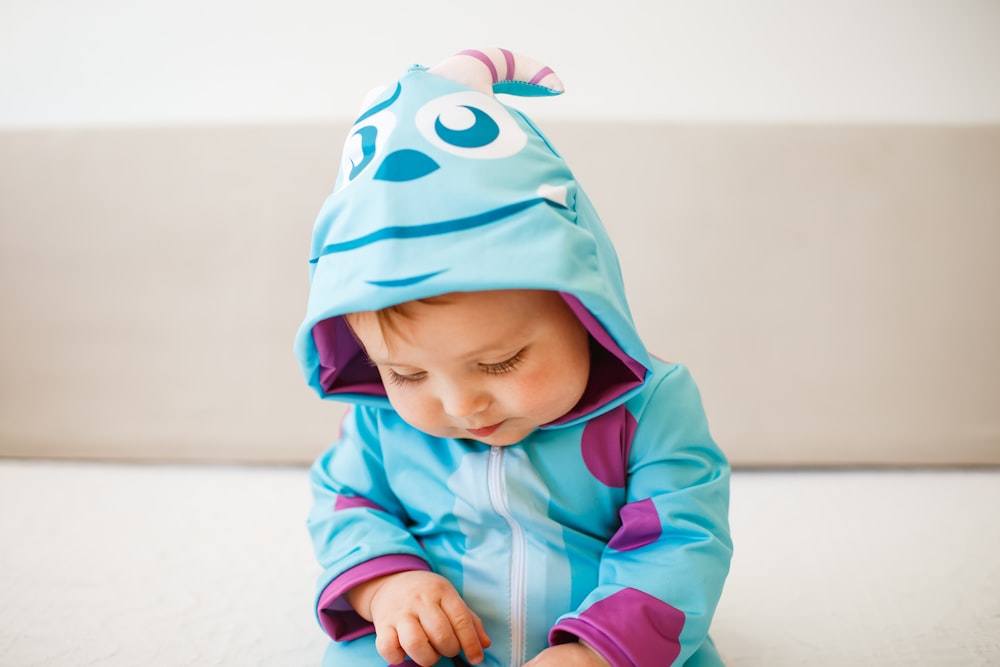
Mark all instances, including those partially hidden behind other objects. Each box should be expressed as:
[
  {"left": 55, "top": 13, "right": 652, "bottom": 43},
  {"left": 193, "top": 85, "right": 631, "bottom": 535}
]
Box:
[{"left": 1, "top": 461, "right": 997, "bottom": 665}]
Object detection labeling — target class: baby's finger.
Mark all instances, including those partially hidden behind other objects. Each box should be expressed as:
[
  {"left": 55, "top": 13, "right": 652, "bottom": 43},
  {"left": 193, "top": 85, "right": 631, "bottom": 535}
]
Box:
[
  {"left": 373, "top": 626, "right": 407, "bottom": 665},
  {"left": 395, "top": 618, "right": 442, "bottom": 667},
  {"left": 418, "top": 606, "right": 462, "bottom": 658},
  {"left": 441, "top": 598, "right": 490, "bottom": 663}
]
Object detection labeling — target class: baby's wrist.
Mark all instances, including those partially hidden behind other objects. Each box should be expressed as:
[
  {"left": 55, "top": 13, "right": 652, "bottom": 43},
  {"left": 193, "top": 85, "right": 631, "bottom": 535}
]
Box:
[{"left": 345, "top": 574, "right": 393, "bottom": 621}]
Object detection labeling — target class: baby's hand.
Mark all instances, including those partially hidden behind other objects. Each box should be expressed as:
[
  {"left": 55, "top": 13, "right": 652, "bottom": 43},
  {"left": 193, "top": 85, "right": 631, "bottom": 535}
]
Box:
[
  {"left": 523, "top": 641, "right": 611, "bottom": 667},
  {"left": 347, "top": 570, "right": 491, "bottom": 666}
]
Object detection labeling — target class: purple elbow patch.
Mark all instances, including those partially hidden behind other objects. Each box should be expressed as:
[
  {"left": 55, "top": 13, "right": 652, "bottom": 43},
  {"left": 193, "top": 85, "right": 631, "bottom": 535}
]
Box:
[
  {"left": 334, "top": 495, "right": 387, "bottom": 513},
  {"left": 580, "top": 405, "right": 637, "bottom": 488},
  {"left": 608, "top": 498, "right": 662, "bottom": 552},
  {"left": 551, "top": 588, "right": 685, "bottom": 666}
]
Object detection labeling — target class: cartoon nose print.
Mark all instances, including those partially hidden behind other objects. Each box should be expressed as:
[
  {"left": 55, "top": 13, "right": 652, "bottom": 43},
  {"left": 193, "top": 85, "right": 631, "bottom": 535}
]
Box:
[{"left": 374, "top": 149, "right": 440, "bottom": 182}]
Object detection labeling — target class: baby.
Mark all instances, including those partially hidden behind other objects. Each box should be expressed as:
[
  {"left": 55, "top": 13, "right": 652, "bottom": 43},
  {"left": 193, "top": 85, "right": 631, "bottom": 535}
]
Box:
[{"left": 295, "top": 48, "right": 732, "bottom": 667}]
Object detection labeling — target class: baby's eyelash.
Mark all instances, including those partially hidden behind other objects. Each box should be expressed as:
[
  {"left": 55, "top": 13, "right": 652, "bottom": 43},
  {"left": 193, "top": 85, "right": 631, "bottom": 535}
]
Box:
[
  {"left": 481, "top": 351, "right": 524, "bottom": 375},
  {"left": 383, "top": 351, "right": 525, "bottom": 385},
  {"left": 386, "top": 369, "right": 424, "bottom": 386}
]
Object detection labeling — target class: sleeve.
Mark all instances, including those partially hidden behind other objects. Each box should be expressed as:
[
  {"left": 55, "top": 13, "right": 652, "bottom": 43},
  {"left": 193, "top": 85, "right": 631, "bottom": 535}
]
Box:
[
  {"left": 306, "top": 404, "right": 432, "bottom": 641},
  {"left": 549, "top": 365, "right": 733, "bottom": 666}
]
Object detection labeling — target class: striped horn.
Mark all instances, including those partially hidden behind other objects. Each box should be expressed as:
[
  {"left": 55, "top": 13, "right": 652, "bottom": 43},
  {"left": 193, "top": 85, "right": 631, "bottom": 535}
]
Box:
[{"left": 429, "top": 47, "right": 564, "bottom": 97}]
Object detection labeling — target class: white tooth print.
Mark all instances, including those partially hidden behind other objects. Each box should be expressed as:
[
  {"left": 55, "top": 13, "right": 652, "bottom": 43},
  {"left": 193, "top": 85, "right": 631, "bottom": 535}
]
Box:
[{"left": 537, "top": 184, "right": 569, "bottom": 207}]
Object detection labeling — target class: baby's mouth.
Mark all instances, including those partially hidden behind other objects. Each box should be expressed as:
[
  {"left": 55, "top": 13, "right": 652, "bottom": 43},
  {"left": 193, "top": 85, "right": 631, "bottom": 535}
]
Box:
[{"left": 466, "top": 421, "right": 505, "bottom": 438}]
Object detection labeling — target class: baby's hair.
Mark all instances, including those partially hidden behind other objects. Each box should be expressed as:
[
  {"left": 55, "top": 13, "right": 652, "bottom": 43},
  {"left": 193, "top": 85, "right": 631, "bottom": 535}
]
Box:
[{"left": 344, "top": 295, "right": 455, "bottom": 347}]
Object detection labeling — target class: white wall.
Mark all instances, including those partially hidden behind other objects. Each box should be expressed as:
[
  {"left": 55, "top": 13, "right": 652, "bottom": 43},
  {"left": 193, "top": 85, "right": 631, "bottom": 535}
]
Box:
[
  {"left": 2, "top": 1, "right": 999, "bottom": 466},
  {"left": 2, "top": 0, "right": 999, "bottom": 128}
]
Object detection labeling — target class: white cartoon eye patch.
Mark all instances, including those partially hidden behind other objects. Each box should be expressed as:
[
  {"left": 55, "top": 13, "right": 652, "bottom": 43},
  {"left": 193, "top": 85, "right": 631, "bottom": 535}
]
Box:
[
  {"left": 415, "top": 92, "right": 526, "bottom": 159},
  {"left": 343, "top": 110, "right": 397, "bottom": 181}
]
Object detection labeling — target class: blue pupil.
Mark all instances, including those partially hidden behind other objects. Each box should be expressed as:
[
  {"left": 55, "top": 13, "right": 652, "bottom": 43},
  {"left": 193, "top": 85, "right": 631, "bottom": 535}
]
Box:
[{"left": 434, "top": 106, "right": 499, "bottom": 148}]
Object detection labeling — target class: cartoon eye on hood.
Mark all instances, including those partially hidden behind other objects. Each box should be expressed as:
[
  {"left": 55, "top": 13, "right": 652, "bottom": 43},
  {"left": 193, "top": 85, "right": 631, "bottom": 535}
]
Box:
[
  {"left": 339, "top": 78, "right": 538, "bottom": 187},
  {"left": 416, "top": 92, "right": 527, "bottom": 159},
  {"left": 339, "top": 84, "right": 400, "bottom": 185}
]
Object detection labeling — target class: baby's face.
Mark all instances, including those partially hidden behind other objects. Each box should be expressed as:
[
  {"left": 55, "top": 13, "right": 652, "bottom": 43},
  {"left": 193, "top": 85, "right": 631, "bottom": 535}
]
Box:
[{"left": 348, "top": 290, "right": 591, "bottom": 446}]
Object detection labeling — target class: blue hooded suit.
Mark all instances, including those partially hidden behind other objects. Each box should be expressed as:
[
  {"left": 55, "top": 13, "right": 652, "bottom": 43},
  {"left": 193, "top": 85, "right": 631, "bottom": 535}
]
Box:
[{"left": 295, "top": 53, "right": 732, "bottom": 666}]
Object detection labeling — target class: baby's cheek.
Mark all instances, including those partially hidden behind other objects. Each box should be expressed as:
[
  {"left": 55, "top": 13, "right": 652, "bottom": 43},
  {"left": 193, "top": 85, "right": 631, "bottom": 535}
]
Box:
[
  {"left": 388, "top": 392, "right": 434, "bottom": 430},
  {"left": 512, "top": 370, "right": 551, "bottom": 403},
  {"left": 522, "top": 371, "right": 578, "bottom": 418}
]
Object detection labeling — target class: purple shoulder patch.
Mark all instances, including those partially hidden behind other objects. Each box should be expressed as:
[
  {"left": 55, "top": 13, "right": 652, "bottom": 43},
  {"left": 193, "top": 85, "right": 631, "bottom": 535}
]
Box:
[{"left": 580, "top": 405, "right": 637, "bottom": 488}]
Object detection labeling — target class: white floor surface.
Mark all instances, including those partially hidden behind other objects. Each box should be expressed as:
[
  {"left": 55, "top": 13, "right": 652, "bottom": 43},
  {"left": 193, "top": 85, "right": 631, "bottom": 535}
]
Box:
[{"left": 1, "top": 461, "right": 997, "bottom": 666}]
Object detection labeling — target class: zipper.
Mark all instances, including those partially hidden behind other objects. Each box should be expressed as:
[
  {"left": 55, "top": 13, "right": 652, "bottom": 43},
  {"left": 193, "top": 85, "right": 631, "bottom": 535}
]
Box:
[{"left": 487, "top": 446, "right": 527, "bottom": 667}]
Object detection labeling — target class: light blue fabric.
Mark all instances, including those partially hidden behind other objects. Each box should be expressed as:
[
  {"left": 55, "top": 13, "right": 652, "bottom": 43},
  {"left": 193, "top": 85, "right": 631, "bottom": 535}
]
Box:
[{"left": 297, "top": 63, "right": 732, "bottom": 667}]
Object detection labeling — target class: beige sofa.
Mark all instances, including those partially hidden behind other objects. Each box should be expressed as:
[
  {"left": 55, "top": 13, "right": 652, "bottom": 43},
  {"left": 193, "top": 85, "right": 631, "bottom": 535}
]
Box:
[{"left": 1, "top": 123, "right": 998, "bottom": 466}]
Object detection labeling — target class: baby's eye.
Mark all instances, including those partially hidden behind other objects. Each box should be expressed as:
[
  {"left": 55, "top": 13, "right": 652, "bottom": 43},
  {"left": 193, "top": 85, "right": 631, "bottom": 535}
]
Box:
[
  {"left": 415, "top": 92, "right": 527, "bottom": 159},
  {"left": 386, "top": 369, "right": 425, "bottom": 386},
  {"left": 480, "top": 351, "right": 524, "bottom": 375}
]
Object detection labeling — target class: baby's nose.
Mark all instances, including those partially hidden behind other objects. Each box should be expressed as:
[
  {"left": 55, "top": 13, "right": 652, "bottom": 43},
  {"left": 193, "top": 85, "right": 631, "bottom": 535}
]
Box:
[{"left": 441, "top": 385, "right": 490, "bottom": 419}]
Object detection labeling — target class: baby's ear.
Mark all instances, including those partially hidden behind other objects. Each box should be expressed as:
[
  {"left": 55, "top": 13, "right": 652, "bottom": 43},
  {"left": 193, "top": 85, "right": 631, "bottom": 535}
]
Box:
[{"left": 429, "top": 48, "right": 564, "bottom": 98}]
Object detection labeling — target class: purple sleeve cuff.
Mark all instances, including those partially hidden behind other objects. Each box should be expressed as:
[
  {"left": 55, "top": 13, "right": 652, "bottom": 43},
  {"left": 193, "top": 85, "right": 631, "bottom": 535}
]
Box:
[
  {"left": 549, "top": 588, "right": 685, "bottom": 667},
  {"left": 316, "top": 554, "right": 431, "bottom": 640}
]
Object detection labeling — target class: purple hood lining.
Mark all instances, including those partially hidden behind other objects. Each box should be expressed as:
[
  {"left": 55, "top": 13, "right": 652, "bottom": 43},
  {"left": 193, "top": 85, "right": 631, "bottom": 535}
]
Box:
[{"left": 311, "top": 292, "right": 647, "bottom": 426}]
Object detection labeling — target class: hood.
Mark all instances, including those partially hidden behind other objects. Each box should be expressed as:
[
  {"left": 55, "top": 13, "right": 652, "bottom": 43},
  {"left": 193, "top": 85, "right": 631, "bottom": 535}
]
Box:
[{"left": 294, "top": 51, "right": 651, "bottom": 428}]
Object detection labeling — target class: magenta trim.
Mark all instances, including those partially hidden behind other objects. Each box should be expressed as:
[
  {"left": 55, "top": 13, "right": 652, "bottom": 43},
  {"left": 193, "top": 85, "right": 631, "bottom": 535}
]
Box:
[
  {"left": 317, "top": 554, "right": 431, "bottom": 640},
  {"left": 547, "top": 293, "right": 646, "bottom": 425},
  {"left": 458, "top": 49, "right": 498, "bottom": 83},
  {"left": 550, "top": 618, "right": 627, "bottom": 667},
  {"left": 560, "top": 294, "right": 646, "bottom": 381},
  {"left": 500, "top": 48, "right": 515, "bottom": 80},
  {"left": 529, "top": 66, "right": 554, "bottom": 85},
  {"left": 313, "top": 294, "right": 646, "bottom": 420}
]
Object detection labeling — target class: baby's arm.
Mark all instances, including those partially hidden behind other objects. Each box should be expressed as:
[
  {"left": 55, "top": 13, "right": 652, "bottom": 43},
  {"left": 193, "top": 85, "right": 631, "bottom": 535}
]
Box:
[
  {"left": 548, "top": 365, "right": 732, "bottom": 667},
  {"left": 308, "top": 407, "right": 461, "bottom": 646},
  {"left": 347, "top": 570, "right": 491, "bottom": 666}
]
